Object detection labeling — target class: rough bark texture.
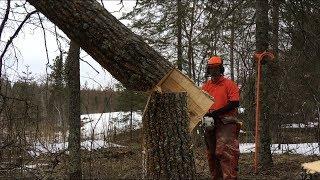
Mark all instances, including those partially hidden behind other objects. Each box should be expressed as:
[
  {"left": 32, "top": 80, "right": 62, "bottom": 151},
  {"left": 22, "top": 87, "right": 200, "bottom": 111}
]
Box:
[
  {"left": 187, "top": 0, "right": 196, "bottom": 80},
  {"left": 177, "top": 0, "right": 183, "bottom": 71},
  {"left": 271, "top": 0, "right": 280, "bottom": 58},
  {"left": 65, "top": 41, "right": 82, "bottom": 179},
  {"left": 142, "top": 92, "right": 195, "bottom": 179},
  {"left": 26, "top": 0, "right": 173, "bottom": 91},
  {"left": 230, "top": 16, "right": 235, "bottom": 81},
  {"left": 255, "top": 0, "right": 273, "bottom": 169}
]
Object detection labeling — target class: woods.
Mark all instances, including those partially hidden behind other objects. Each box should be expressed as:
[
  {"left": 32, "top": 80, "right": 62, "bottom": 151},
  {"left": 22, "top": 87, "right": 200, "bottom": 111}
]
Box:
[{"left": 1, "top": 0, "right": 320, "bottom": 179}]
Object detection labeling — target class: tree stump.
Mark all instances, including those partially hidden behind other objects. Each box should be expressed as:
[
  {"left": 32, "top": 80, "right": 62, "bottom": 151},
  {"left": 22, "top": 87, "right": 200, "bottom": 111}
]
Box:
[{"left": 142, "top": 92, "right": 195, "bottom": 179}]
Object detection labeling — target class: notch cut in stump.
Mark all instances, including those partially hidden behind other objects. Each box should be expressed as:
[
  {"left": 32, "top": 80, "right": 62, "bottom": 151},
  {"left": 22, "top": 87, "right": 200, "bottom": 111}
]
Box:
[{"left": 142, "top": 92, "right": 195, "bottom": 179}]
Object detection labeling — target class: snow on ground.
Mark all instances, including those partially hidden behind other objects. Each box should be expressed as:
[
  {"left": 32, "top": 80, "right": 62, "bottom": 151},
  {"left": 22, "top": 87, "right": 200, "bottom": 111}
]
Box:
[
  {"left": 27, "top": 111, "right": 320, "bottom": 157},
  {"left": 27, "top": 112, "right": 142, "bottom": 157},
  {"left": 29, "top": 140, "right": 124, "bottom": 157},
  {"left": 29, "top": 141, "right": 319, "bottom": 157},
  {"left": 240, "top": 143, "right": 320, "bottom": 155},
  {"left": 281, "top": 122, "right": 319, "bottom": 128},
  {"left": 81, "top": 111, "right": 142, "bottom": 139}
]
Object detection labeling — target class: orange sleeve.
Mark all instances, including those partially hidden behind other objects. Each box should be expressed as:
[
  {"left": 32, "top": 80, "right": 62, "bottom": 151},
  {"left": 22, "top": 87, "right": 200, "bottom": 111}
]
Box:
[
  {"left": 227, "top": 80, "right": 240, "bottom": 101},
  {"left": 201, "top": 82, "right": 207, "bottom": 91}
]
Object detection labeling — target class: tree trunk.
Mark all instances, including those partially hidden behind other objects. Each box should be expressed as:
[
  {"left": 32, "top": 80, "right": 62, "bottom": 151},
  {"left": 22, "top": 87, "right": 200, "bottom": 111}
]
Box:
[
  {"left": 187, "top": 0, "right": 196, "bottom": 80},
  {"left": 130, "top": 108, "right": 133, "bottom": 141},
  {"left": 269, "top": 0, "right": 283, "bottom": 158},
  {"left": 177, "top": 0, "right": 183, "bottom": 71},
  {"left": 65, "top": 41, "right": 82, "bottom": 179},
  {"left": 26, "top": 0, "right": 173, "bottom": 91},
  {"left": 271, "top": 0, "right": 280, "bottom": 59},
  {"left": 255, "top": 0, "right": 273, "bottom": 169},
  {"left": 230, "top": 16, "right": 235, "bottom": 81},
  {"left": 142, "top": 92, "right": 195, "bottom": 179}
]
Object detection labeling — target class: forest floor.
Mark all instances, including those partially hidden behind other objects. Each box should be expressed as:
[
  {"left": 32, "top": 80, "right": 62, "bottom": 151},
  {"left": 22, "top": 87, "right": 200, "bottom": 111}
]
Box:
[
  {"left": 3, "top": 129, "right": 319, "bottom": 179},
  {"left": 77, "top": 129, "right": 319, "bottom": 179},
  {"left": 59, "top": 142, "right": 320, "bottom": 179}
]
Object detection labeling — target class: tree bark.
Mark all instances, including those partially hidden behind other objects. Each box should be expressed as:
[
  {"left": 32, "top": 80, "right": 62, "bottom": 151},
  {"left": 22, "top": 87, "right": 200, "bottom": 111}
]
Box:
[
  {"left": 142, "top": 92, "right": 195, "bottom": 179},
  {"left": 271, "top": 0, "right": 280, "bottom": 59},
  {"left": 230, "top": 16, "right": 235, "bottom": 81},
  {"left": 26, "top": 0, "right": 173, "bottom": 91},
  {"left": 130, "top": 108, "right": 133, "bottom": 141},
  {"left": 65, "top": 41, "right": 82, "bottom": 179},
  {"left": 255, "top": 0, "right": 273, "bottom": 169},
  {"left": 177, "top": 0, "right": 183, "bottom": 71},
  {"left": 187, "top": 0, "right": 196, "bottom": 80}
]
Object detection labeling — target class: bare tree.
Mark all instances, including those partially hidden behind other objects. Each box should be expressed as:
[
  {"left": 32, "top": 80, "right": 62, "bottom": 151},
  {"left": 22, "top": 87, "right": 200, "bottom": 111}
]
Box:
[
  {"left": 65, "top": 41, "right": 81, "bottom": 179},
  {"left": 255, "top": 0, "right": 273, "bottom": 170}
]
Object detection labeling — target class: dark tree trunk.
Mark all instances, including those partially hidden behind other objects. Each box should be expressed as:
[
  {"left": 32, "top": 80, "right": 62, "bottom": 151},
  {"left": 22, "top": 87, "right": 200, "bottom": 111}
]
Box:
[
  {"left": 187, "top": 0, "right": 196, "bottom": 80},
  {"left": 26, "top": 0, "right": 173, "bottom": 91},
  {"left": 271, "top": 0, "right": 280, "bottom": 58},
  {"left": 142, "top": 92, "right": 195, "bottom": 179},
  {"left": 177, "top": 0, "right": 183, "bottom": 71},
  {"left": 130, "top": 108, "right": 133, "bottom": 141},
  {"left": 230, "top": 16, "right": 235, "bottom": 81},
  {"left": 65, "top": 41, "right": 82, "bottom": 179},
  {"left": 255, "top": 0, "right": 273, "bottom": 169},
  {"left": 269, "top": 0, "right": 282, "bottom": 154}
]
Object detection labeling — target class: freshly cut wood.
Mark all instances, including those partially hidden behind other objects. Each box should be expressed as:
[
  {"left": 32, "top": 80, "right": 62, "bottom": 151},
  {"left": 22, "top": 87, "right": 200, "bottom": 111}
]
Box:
[
  {"left": 142, "top": 92, "right": 195, "bottom": 179},
  {"left": 154, "top": 69, "right": 214, "bottom": 131},
  {"left": 302, "top": 160, "right": 320, "bottom": 174},
  {"left": 26, "top": 0, "right": 173, "bottom": 91}
]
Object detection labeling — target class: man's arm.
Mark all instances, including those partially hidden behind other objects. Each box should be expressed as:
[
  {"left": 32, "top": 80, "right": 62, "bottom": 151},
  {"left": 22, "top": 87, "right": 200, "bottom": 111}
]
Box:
[{"left": 205, "top": 101, "right": 239, "bottom": 118}]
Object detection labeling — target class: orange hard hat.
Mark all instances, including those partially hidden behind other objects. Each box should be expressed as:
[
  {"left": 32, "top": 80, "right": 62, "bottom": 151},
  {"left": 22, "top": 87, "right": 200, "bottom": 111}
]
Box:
[{"left": 208, "top": 56, "right": 222, "bottom": 66}]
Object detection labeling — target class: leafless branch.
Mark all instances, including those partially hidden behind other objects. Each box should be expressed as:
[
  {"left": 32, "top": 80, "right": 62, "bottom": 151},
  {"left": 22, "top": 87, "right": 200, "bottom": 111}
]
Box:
[
  {"left": 0, "top": 0, "right": 11, "bottom": 40},
  {"left": 109, "top": 0, "right": 125, "bottom": 13},
  {"left": 80, "top": 58, "right": 99, "bottom": 74},
  {"left": 0, "top": 10, "right": 37, "bottom": 78},
  {"left": 100, "top": 0, "right": 105, "bottom": 8}
]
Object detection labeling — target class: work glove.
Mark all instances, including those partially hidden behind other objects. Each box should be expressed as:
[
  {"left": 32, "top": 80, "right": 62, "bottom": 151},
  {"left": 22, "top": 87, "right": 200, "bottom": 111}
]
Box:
[{"left": 204, "top": 111, "right": 219, "bottom": 119}]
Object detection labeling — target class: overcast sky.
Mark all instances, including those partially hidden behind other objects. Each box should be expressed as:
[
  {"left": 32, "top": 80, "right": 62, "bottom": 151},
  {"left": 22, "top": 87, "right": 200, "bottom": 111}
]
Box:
[{"left": 1, "top": 0, "right": 136, "bottom": 89}]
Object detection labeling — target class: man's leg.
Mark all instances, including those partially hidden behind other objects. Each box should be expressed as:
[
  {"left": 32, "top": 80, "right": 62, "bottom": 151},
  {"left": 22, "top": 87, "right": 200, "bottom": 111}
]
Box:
[
  {"left": 215, "top": 123, "right": 240, "bottom": 180},
  {"left": 204, "top": 127, "right": 223, "bottom": 179}
]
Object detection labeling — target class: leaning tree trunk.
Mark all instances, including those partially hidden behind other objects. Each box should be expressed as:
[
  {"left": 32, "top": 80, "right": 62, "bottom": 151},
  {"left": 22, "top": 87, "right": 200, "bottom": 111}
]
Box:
[
  {"left": 255, "top": 0, "right": 273, "bottom": 169},
  {"left": 142, "top": 92, "right": 195, "bottom": 179},
  {"left": 26, "top": 0, "right": 173, "bottom": 91},
  {"left": 65, "top": 41, "right": 82, "bottom": 179}
]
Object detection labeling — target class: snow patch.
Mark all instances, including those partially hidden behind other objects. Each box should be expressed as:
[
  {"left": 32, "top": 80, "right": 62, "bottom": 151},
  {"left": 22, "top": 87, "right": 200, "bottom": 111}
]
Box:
[
  {"left": 240, "top": 143, "right": 320, "bottom": 155},
  {"left": 28, "top": 140, "right": 124, "bottom": 157},
  {"left": 81, "top": 111, "right": 142, "bottom": 139}
]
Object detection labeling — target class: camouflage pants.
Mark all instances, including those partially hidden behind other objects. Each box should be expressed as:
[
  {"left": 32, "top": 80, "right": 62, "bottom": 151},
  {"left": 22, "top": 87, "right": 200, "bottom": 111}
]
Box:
[{"left": 204, "top": 120, "right": 240, "bottom": 180}]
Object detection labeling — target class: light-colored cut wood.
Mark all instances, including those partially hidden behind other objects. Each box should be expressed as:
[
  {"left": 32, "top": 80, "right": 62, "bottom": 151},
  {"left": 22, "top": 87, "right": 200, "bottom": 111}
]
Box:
[
  {"left": 153, "top": 69, "right": 214, "bottom": 131},
  {"left": 302, "top": 160, "right": 320, "bottom": 174}
]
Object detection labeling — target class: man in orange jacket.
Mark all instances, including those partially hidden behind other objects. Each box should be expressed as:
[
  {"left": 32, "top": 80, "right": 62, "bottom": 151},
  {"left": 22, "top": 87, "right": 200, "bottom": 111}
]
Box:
[{"left": 202, "top": 56, "right": 241, "bottom": 179}]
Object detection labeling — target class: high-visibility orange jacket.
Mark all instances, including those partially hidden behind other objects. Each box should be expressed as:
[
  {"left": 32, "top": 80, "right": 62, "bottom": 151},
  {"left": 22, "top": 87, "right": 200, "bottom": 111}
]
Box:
[{"left": 202, "top": 76, "right": 240, "bottom": 117}]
